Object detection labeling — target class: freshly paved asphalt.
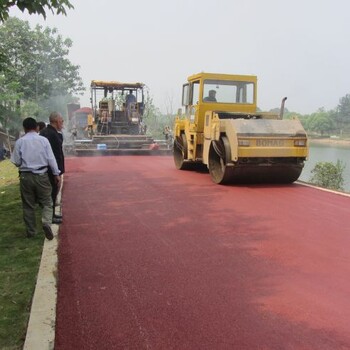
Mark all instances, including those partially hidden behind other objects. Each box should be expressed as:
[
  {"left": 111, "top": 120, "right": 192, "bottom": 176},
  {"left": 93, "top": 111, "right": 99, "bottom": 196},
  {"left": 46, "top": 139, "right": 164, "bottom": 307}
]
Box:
[{"left": 55, "top": 156, "right": 350, "bottom": 349}]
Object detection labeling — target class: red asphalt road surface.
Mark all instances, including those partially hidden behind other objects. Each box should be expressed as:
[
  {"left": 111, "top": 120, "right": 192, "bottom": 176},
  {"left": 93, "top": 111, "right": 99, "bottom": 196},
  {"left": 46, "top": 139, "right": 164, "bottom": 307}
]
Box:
[{"left": 55, "top": 156, "right": 350, "bottom": 350}]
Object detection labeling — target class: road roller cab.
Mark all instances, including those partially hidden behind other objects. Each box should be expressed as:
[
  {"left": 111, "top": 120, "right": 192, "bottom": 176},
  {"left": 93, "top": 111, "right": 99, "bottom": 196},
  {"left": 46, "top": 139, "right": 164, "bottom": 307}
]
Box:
[{"left": 173, "top": 72, "right": 308, "bottom": 184}]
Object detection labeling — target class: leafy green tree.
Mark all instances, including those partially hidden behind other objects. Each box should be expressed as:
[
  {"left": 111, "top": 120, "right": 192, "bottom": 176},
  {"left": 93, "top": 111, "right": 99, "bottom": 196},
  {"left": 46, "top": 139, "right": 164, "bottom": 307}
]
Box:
[
  {"left": 310, "top": 160, "right": 345, "bottom": 191},
  {"left": 283, "top": 111, "right": 303, "bottom": 120},
  {"left": 20, "top": 100, "right": 43, "bottom": 119},
  {"left": 143, "top": 93, "right": 162, "bottom": 137},
  {"left": 0, "top": 17, "right": 84, "bottom": 131},
  {"left": 0, "top": 75, "right": 22, "bottom": 131},
  {"left": 304, "top": 108, "right": 334, "bottom": 136},
  {"left": 142, "top": 92, "right": 175, "bottom": 139},
  {"left": 335, "top": 94, "right": 350, "bottom": 132},
  {"left": 0, "top": 17, "right": 84, "bottom": 100},
  {"left": 298, "top": 113, "right": 311, "bottom": 129},
  {"left": 0, "top": 0, "right": 73, "bottom": 22}
]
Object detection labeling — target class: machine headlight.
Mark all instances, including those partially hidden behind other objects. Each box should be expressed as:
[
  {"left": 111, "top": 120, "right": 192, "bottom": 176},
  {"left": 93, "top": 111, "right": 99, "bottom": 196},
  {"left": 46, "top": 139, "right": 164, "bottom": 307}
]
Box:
[
  {"left": 238, "top": 140, "right": 250, "bottom": 146},
  {"left": 294, "top": 139, "right": 307, "bottom": 147}
]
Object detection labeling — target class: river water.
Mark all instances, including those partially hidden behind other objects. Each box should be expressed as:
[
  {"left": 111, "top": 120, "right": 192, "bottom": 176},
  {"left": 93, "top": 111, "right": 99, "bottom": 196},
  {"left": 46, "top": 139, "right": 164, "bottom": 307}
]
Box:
[{"left": 299, "top": 143, "right": 350, "bottom": 193}]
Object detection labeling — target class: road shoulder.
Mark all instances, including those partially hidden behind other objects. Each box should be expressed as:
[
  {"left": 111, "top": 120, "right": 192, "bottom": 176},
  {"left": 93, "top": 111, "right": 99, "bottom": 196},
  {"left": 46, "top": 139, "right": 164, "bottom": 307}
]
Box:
[{"left": 23, "top": 181, "right": 63, "bottom": 350}]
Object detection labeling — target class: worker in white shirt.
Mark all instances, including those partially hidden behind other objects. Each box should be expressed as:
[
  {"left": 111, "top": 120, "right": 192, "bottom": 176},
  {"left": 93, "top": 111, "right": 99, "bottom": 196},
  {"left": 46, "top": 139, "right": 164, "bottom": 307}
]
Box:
[{"left": 11, "top": 117, "right": 61, "bottom": 240}]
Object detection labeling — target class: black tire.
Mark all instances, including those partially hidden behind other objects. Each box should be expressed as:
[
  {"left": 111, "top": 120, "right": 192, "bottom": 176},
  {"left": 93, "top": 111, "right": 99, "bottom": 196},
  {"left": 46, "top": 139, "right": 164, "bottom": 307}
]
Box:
[
  {"left": 208, "top": 136, "right": 233, "bottom": 184},
  {"left": 173, "top": 134, "right": 191, "bottom": 170}
]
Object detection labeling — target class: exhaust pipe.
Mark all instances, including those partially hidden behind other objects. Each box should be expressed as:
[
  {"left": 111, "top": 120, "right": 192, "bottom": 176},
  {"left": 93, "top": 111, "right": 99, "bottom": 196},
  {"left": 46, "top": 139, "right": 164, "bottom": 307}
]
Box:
[{"left": 279, "top": 97, "right": 287, "bottom": 119}]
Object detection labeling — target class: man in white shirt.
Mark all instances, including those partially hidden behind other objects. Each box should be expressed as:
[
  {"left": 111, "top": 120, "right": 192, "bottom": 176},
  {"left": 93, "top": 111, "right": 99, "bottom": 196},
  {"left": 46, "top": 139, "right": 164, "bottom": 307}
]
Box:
[{"left": 11, "top": 117, "right": 61, "bottom": 240}]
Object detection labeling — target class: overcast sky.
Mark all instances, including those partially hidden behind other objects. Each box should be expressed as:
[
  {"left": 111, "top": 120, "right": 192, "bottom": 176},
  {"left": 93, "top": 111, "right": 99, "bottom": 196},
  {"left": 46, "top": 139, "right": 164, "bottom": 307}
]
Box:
[{"left": 10, "top": 0, "right": 350, "bottom": 114}]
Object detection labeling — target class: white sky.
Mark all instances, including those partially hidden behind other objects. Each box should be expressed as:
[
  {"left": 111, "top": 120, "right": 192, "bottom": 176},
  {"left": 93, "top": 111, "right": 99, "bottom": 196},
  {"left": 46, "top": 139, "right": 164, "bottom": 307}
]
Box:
[{"left": 9, "top": 0, "right": 350, "bottom": 114}]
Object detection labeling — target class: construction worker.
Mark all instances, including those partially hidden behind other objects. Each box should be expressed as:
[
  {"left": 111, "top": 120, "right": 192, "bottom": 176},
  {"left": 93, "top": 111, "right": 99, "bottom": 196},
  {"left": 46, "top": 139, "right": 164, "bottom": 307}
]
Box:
[
  {"left": 40, "top": 112, "right": 65, "bottom": 224},
  {"left": 203, "top": 90, "right": 217, "bottom": 102},
  {"left": 87, "top": 114, "right": 94, "bottom": 137},
  {"left": 126, "top": 90, "right": 136, "bottom": 120},
  {"left": 11, "top": 117, "right": 60, "bottom": 239}
]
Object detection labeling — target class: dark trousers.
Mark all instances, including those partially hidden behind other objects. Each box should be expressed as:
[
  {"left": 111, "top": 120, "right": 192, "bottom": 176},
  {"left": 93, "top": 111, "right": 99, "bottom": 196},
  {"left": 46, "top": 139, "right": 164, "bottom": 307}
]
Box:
[
  {"left": 20, "top": 172, "right": 53, "bottom": 235},
  {"left": 48, "top": 173, "right": 59, "bottom": 216}
]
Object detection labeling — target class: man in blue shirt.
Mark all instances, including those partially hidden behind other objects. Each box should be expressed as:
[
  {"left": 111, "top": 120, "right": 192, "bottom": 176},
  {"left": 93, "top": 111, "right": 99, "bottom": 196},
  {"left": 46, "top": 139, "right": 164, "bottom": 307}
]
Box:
[
  {"left": 11, "top": 117, "right": 61, "bottom": 240},
  {"left": 125, "top": 90, "right": 137, "bottom": 121},
  {"left": 125, "top": 90, "right": 136, "bottom": 106}
]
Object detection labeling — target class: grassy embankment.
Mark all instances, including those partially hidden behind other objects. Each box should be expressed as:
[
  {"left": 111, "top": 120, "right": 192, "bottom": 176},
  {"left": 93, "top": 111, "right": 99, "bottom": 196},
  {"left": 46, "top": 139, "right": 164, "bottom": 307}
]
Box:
[{"left": 0, "top": 160, "right": 44, "bottom": 350}]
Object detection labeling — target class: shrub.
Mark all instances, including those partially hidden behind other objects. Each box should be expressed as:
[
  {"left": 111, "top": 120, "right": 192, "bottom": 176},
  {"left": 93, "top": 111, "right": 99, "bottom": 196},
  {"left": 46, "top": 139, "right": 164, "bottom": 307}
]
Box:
[{"left": 310, "top": 160, "right": 345, "bottom": 191}]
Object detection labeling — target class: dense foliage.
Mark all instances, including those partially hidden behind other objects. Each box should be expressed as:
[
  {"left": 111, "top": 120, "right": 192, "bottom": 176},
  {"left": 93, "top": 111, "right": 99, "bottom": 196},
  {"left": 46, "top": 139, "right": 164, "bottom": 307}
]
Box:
[
  {"left": 279, "top": 96, "right": 350, "bottom": 138},
  {"left": 0, "top": 0, "right": 73, "bottom": 22},
  {"left": 266, "top": 93, "right": 350, "bottom": 137},
  {"left": 0, "top": 17, "right": 84, "bottom": 133},
  {"left": 143, "top": 92, "right": 174, "bottom": 139},
  {"left": 310, "top": 161, "right": 345, "bottom": 191}
]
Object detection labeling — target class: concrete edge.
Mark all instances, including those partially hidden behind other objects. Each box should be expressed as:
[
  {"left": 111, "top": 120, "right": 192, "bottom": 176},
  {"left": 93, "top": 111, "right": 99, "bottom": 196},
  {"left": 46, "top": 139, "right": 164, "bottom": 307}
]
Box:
[
  {"left": 296, "top": 180, "right": 350, "bottom": 197},
  {"left": 23, "top": 179, "right": 63, "bottom": 350}
]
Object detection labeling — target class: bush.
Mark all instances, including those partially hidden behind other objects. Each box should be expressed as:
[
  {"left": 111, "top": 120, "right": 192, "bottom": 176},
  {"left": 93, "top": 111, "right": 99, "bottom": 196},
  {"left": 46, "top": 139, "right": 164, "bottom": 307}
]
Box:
[{"left": 309, "top": 160, "right": 345, "bottom": 191}]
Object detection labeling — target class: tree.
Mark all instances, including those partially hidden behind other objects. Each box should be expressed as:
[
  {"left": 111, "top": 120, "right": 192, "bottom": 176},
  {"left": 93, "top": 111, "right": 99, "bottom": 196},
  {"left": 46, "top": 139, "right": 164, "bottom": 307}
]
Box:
[
  {"left": 303, "top": 108, "right": 334, "bottom": 136},
  {"left": 0, "top": 75, "right": 22, "bottom": 131},
  {"left": 142, "top": 91, "right": 175, "bottom": 139},
  {"left": 0, "top": 0, "right": 73, "bottom": 22},
  {"left": 310, "top": 161, "right": 345, "bottom": 191},
  {"left": 0, "top": 18, "right": 84, "bottom": 100},
  {"left": 0, "top": 17, "right": 84, "bottom": 130},
  {"left": 143, "top": 92, "right": 162, "bottom": 137},
  {"left": 335, "top": 94, "right": 350, "bottom": 132}
]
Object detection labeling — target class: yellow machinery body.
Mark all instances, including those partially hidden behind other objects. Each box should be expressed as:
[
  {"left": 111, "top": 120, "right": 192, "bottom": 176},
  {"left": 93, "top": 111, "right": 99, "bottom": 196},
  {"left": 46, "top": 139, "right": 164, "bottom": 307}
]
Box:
[{"left": 173, "top": 72, "right": 308, "bottom": 184}]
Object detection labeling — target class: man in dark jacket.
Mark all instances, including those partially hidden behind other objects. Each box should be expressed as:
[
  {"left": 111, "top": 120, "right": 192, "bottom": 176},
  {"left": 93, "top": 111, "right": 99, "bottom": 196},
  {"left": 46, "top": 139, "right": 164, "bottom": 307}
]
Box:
[{"left": 40, "top": 111, "right": 65, "bottom": 224}]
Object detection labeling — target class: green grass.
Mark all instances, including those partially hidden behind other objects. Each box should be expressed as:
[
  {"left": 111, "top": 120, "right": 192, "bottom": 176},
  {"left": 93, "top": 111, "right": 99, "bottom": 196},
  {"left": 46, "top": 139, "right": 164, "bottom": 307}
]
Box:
[{"left": 0, "top": 160, "right": 44, "bottom": 350}]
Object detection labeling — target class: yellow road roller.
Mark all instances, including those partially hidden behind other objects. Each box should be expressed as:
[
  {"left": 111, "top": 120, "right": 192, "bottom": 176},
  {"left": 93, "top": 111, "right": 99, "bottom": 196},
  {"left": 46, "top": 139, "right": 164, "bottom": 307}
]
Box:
[{"left": 173, "top": 72, "right": 308, "bottom": 184}]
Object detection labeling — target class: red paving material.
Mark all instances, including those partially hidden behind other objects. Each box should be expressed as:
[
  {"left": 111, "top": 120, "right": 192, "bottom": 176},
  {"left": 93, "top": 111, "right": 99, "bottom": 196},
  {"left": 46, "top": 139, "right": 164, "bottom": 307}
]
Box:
[{"left": 55, "top": 156, "right": 350, "bottom": 349}]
